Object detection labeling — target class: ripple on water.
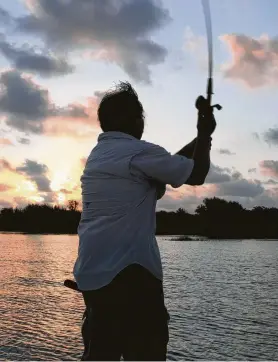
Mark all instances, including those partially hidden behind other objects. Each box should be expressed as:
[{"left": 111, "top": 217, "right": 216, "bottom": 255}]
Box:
[{"left": 1, "top": 234, "right": 278, "bottom": 360}]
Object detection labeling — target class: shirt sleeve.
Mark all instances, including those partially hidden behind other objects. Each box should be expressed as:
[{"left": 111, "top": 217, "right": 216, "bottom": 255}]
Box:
[{"left": 129, "top": 143, "right": 194, "bottom": 188}]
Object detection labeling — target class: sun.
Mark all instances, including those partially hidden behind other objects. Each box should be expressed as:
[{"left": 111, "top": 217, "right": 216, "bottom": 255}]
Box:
[{"left": 50, "top": 171, "right": 69, "bottom": 192}]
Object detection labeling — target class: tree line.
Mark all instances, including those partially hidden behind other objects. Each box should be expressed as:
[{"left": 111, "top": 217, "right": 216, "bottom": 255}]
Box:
[{"left": 0, "top": 198, "right": 277, "bottom": 239}]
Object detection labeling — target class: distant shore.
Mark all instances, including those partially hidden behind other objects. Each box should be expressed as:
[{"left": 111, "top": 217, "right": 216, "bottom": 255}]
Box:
[
  {"left": 1, "top": 197, "right": 278, "bottom": 239},
  {"left": 0, "top": 231, "right": 277, "bottom": 241}
]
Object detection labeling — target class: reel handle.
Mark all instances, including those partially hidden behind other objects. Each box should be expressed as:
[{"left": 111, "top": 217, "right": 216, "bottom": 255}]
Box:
[{"left": 195, "top": 95, "right": 222, "bottom": 112}]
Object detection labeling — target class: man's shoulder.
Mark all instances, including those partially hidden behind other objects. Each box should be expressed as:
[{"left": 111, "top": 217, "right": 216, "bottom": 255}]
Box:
[{"left": 136, "top": 139, "right": 164, "bottom": 153}]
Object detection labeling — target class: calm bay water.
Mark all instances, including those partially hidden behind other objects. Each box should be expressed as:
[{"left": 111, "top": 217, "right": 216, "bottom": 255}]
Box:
[{"left": 1, "top": 234, "right": 278, "bottom": 361}]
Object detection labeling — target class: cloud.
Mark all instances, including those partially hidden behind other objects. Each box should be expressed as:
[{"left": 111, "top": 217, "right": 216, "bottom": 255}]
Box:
[
  {"left": 0, "top": 69, "right": 54, "bottom": 133},
  {"left": 0, "top": 6, "right": 13, "bottom": 28},
  {"left": 0, "top": 69, "right": 98, "bottom": 137},
  {"left": 17, "top": 0, "right": 170, "bottom": 83},
  {"left": 220, "top": 33, "right": 278, "bottom": 88},
  {"left": 205, "top": 164, "right": 232, "bottom": 184},
  {"left": 60, "top": 188, "right": 72, "bottom": 194},
  {"left": 217, "top": 179, "right": 264, "bottom": 198},
  {"left": 157, "top": 192, "right": 204, "bottom": 213},
  {"left": 260, "top": 160, "right": 278, "bottom": 178},
  {"left": 44, "top": 98, "right": 99, "bottom": 138},
  {"left": 13, "top": 196, "right": 29, "bottom": 208},
  {"left": 240, "top": 189, "right": 278, "bottom": 209},
  {"left": 184, "top": 26, "right": 207, "bottom": 69},
  {"left": 0, "top": 199, "right": 13, "bottom": 209},
  {"left": 17, "top": 137, "right": 30, "bottom": 145},
  {"left": 0, "top": 137, "right": 13, "bottom": 145},
  {"left": 16, "top": 159, "right": 51, "bottom": 192},
  {"left": 158, "top": 163, "right": 272, "bottom": 212},
  {"left": 206, "top": 164, "right": 263, "bottom": 197},
  {"left": 0, "top": 183, "right": 13, "bottom": 192},
  {"left": 252, "top": 132, "right": 260, "bottom": 141},
  {"left": 80, "top": 157, "right": 87, "bottom": 167},
  {"left": 248, "top": 168, "right": 257, "bottom": 173},
  {"left": 263, "top": 127, "right": 278, "bottom": 146},
  {"left": 205, "top": 164, "right": 264, "bottom": 197},
  {"left": 157, "top": 183, "right": 217, "bottom": 213},
  {"left": 217, "top": 148, "right": 236, "bottom": 156},
  {"left": 0, "top": 158, "right": 16, "bottom": 172},
  {"left": 94, "top": 91, "right": 107, "bottom": 102},
  {"left": 0, "top": 35, "right": 74, "bottom": 77},
  {"left": 263, "top": 179, "right": 278, "bottom": 185},
  {"left": 40, "top": 191, "right": 57, "bottom": 204}
]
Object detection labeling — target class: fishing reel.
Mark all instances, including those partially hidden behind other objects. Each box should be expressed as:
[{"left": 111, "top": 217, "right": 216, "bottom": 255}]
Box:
[{"left": 195, "top": 95, "right": 222, "bottom": 113}]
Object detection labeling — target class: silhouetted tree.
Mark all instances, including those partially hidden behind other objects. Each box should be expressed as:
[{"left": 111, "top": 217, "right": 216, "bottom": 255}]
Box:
[
  {"left": 0, "top": 197, "right": 277, "bottom": 238},
  {"left": 67, "top": 200, "right": 79, "bottom": 211}
]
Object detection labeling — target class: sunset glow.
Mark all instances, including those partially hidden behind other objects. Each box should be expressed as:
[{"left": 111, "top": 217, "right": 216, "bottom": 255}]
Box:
[{"left": 0, "top": 0, "right": 277, "bottom": 213}]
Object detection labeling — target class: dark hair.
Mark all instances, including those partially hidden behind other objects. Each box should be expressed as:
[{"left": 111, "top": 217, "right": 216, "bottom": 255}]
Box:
[{"left": 97, "top": 81, "right": 145, "bottom": 139}]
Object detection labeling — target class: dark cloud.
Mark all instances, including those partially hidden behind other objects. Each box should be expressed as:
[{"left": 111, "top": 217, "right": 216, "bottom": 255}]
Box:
[
  {"left": 260, "top": 160, "right": 278, "bottom": 178},
  {"left": 221, "top": 34, "right": 278, "bottom": 88},
  {"left": 17, "top": 137, "right": 30, "bottom": 145},
  {"left": 0, "top": 69, "right": 54, "bottom": 133},
  {"left": 248, "top": 168, "right": 256, "bottom": 173},
  {"left": 158, "top": 163, "right": 270, "bottom": 212},
  {"left": 0, "top": 183, "right": 13, "bottom": 192},
  {"left": 0, "top": 36, "right": 73, "bottom": 77},
  {"left": 16, "top": 159, "right": 48, "bottom": 176},
  {"left": 207, "top": 165, "right": 263, "bottom": 197},
  {"left": 16, "top": 159, "right": 51, "bottom": 192},
  {"left": 0, "top": 6, "right": 13, "bottom": 28},
  {"left": 231, "top": 170, "right": 243, "bottom": 180},
  {"left": 217, "top": 148, "right": 236, "bottom": 155},
  {"left": 263, "top": 127, "right": 278, "bottom": 146},
  {"left": 217, "top": 179, "right": 264, "bottom": 198},
  {"left": 41, "top": 192, "right": 57, "bottom": 204},
  {"left": 205, "top": 164, "right": 232, "bottom": 184},
  {"left": 0, "top": 69, "right": 96, "bottom": 136},
  {"left": 240, "top": 190, "right": 278, "bottom": 209},
  {"left": 17, "top": 0, "right": 170, "bottom": 83}
]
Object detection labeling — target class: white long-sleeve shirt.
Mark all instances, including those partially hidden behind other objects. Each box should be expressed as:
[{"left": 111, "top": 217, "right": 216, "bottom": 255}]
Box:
[{"left": 73, "top": 131, "right": 194, "bottom": 290}]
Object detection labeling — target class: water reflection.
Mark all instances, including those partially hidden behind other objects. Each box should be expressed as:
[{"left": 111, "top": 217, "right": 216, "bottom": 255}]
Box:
[{"left": 1, "top": 234, "right": 278, "bottom": 360}]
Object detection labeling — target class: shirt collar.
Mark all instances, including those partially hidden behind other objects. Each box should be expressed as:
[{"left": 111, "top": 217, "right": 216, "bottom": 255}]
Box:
[{"left": 98, "top": 131, "right": 136, "bottom": 142}]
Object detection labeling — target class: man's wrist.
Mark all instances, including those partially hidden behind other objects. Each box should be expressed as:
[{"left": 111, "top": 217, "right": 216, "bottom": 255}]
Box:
[{"left": 197, "top": 132, "right": 212, "bottom": 141}]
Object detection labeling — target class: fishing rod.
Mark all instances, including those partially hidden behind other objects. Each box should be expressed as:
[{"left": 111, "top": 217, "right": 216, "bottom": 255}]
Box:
[
  {"left": 196, "top": 0, "right": 222, "bottom": 112},
  {"left": 64, "top": 279, "right": 81, "bottom": 292}
]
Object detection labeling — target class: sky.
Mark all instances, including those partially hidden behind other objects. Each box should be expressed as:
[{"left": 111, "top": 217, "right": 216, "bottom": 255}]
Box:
[{"left": 0, "top": 0, "right": 278, "bottom": 213}]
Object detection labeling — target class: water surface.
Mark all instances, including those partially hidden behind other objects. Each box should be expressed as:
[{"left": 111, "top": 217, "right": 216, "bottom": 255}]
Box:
[{"left": 1, "top": 234, "right": 278, "bottom": 360}]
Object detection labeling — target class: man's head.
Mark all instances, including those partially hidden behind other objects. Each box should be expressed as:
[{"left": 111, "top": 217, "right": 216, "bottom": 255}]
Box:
[{"left": 97, "top": 82, "right": 145, "bottom": 140}]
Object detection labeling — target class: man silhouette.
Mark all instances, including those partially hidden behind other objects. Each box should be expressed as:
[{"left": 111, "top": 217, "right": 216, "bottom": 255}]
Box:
[{"left": 73, "top": 82, "right": 216, "bottom": 360}]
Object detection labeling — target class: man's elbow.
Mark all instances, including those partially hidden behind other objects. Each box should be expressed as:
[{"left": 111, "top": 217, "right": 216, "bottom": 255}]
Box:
[
  {"left": 186, "top": 178, "right": 205, "bottom": 186},
  {"left": 186, "top": 172, "right": 207, "bottom": 186}
]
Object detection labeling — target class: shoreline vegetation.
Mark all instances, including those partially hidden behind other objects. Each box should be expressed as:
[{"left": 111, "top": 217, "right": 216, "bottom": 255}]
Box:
[{"left": 0, "top": 198, "right": 277, "bottom": 239}]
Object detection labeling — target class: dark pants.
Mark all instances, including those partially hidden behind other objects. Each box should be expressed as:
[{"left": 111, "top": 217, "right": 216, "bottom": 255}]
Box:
[{"left": 81, "top": 264, "right": 169, "bottom": 361}]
